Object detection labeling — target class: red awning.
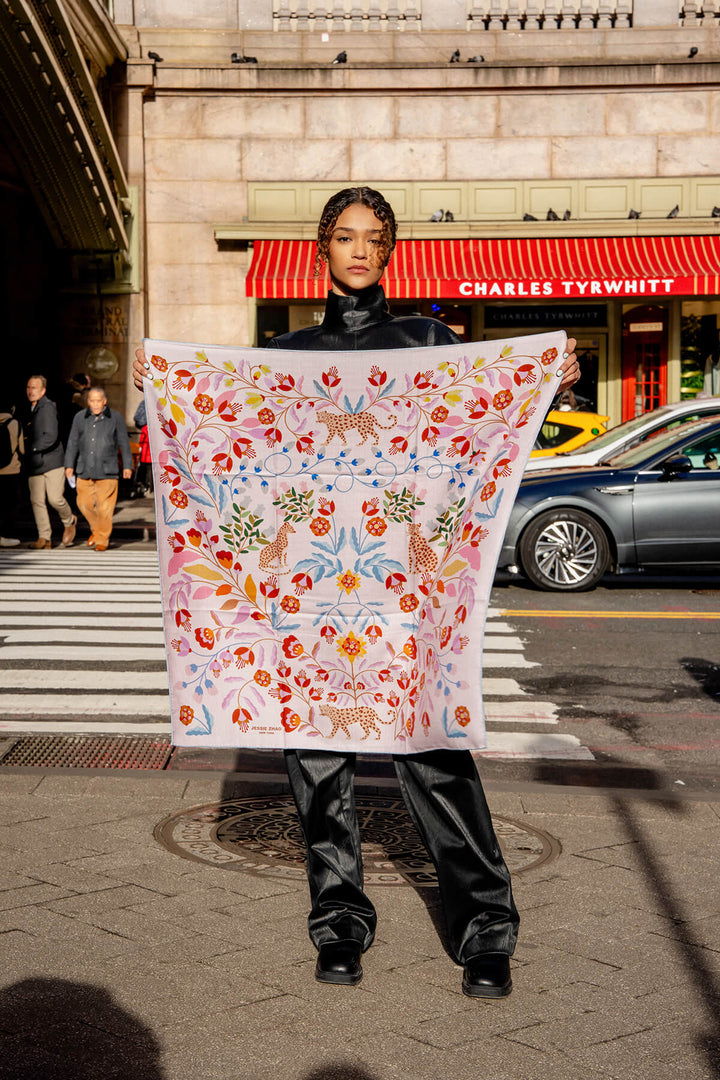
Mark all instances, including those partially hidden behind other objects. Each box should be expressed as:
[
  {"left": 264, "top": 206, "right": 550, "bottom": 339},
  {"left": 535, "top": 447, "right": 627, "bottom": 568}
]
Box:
[{"left": 245, "top": 235, "right": 720, "bottom": 301}]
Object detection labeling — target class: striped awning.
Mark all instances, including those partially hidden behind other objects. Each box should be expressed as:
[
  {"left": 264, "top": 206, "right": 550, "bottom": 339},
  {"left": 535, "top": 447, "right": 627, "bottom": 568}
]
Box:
[{"left": 246, "top": 235, "right": 720, "bottom": 301}]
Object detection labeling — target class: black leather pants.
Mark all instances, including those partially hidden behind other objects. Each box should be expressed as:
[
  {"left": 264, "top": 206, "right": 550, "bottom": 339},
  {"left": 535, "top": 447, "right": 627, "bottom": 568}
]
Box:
[{"left": 284, "top": 748, "right": 519, "bottom": 963}]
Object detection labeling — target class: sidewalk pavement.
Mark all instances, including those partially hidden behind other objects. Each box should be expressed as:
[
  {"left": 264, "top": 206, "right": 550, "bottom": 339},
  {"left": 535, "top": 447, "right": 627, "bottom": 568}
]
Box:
[{"left": 1, "top": 766, "right": 718, "bottom": 1080}]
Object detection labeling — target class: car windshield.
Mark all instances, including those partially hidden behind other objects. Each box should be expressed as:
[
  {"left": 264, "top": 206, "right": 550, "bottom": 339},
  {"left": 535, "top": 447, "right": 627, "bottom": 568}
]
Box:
[
  {"left": 605, "top": 418, "right": 718, "bottom": 468},
  {"left": 561, "top": 402, "right": 720, "bottom": 459},
  {"left": 560, "top": 407, "right": 676, "bottom": 456}
]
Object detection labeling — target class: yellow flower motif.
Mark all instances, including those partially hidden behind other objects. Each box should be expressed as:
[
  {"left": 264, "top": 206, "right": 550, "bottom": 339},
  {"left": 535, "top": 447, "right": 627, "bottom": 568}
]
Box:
[
  {"left": 337, "top": 569, "right": 362, "bottom": 595},
  {"left": 336, "top": 631, "right": 367, "bottom": 663}
]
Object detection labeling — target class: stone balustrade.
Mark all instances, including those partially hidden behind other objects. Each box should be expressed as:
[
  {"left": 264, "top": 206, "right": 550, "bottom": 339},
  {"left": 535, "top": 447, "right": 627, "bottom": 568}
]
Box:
[
  {"left": 271, "top": 1, "right": 636, "bottom": 31},
  {"left": 681, "top": 1, "right": 720, "bottom": 22}
]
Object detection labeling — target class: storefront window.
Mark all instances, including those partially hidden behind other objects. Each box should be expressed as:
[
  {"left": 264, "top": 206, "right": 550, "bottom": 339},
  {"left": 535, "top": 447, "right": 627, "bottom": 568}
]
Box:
[{"left": 681, "top": 301, "right": 720, "bottom": 399}]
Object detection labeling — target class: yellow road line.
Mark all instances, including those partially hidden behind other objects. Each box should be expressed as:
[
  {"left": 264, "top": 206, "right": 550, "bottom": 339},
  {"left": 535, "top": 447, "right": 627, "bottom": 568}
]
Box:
[{"left": 501, "top": 610, "right": 720, "bottom": 619}]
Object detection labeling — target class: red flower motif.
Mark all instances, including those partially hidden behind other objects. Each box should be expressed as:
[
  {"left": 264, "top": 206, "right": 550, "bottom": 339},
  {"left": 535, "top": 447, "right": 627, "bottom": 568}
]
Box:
[
  {"left": 151, "top": 354, "right": 168, "bottom": 373},
  {"left": 258, "top": 408, "right": 275, "bottom": 425},
  {"left": 378, "top": 668, "right": 391, "bottom": 682},
  {"left": 172, "top": 369, "right": 195, "bottom": 391},
  {"left": 493, "top": 389, "right": 513, "bottom": 410},
  {"left": 309, "top": 517, "right": 331, "bottom": 536},
  {"left": 169, "top": 531, "right": 185, "bottom": 553},
  {"left": 275, "top": 373, "right": 296, "bottom": 391},
  {"left": 175, "top": 608, "right": 191, "bottom": 630},
  {"left": 403, "top": 636, "right": 417, "bottom": 659},
  {"left": 315, "top": 668, "right": 329, "bottom": 681},
  {"left": 233, "top": 646, "right": 255, "bottom": 667},
  {"left": 366, "top": 518, "right": 387, "bottom": 537},
  {"left": 385, "top": 572, "right": 407, "bottom": 594},
  {"left": 280, "top": 595, "right": 300, "bottom": 614},
  {"left": 260, "top": 577, "right": 279, "bottom": 599},
  {"left": 480, "top": 481, "right": 496, "bottom": 502},
  {"left": 368, "top": 365, "right": 387, "bottom": 387},
  {"left": 321, "top": 367, "right": 340, "bottom": 387},
  {"left": 466, "top": 395, "right": 490, "bottom": 420},
  {"left": 282, "top": 635, "right": 304, "bottom": 659},
  {"left": 233, "top": 438, "right": 256, "bottom": 460},
  {"left": 318, "top": 498, "right": 335, "bottom": 516},
  {"left": 413, "top": 371, "right": 433, "bottom": 390},
  {"left": 455, "top": 706, "right": 471, "bottom": 727},
  {"left": 296, "top": 436, "right": 314, "bottom": 455},
  {"left": 195, "top": 627, "right": 214, "bottom": 649},
  {"left": 513, "top": 364, "right": 537, "bottom": 386},
  {"left": 454, "top": 604, "right": 468, "bottom": 624},
  {"left": 169, "top": 490, "right": 188, "bottom": 509},
  {"left": 399, "top": 594, "right": 419, "bottom": 613},
  {"left": 448, "top": 436, "right": 471, "bottom": 458},
  {"left": 281, "top": 707, "right": 302, "bottom": 731},
  {"left": 438, "top": 625, "right": 452, "bottom": 648},
  {"left": 254, "top": 669, "right": 272, "bottom": 686},
  {"left": 265, "top": 428, "right": 283, "bottom": 447},
  {"left": 232, "top": 707, "right": 253, "bottom": 731},
  {"left": 178, "top": 705, "right": 194, "bottom": 725},
  {"left": 276, "top": 663, "right": 291, "bottom": 678},
  {"left": 389, "top": 436, "right": 408, "bottom": 455},
  {"left": 397, "top": 674, "right": 411, "bottom": 690},
  {"left": 291, "top": 572, "right": 313, "bottom": 595},
  {"left": 274, "top": 683, "right": 293, "bottom": 704},
  {"left": 388, "top": 693, "right": 400, "bottom": 708},
  {"left": 294, "top": 671, "right": 311, "bottom": 688},
  {"left": 421, "top": 711, "right": 431, "bottom": 730},
  {"left": 320, "top": 625, "right": 336, "bottom": 641},
  {"left": 406, "top": 713, "right": 415, "bottom": 736},
  {"left": 431, "top": 405, "right": 448, "bottom": 423},
  {"left": 308, "top": 687, "right": 323, "bottom": 700},
  {"left": 187, "top": 528, "right": 202, "bottom": 547},
  {"left": 362, "top": 499, "right": 379, "bottom": 517},
  {"left": 193, "top": 393, "right": 214, "bottom": 414},
  {"left": 421, "top": 425, "right": 440, "bottom": 447},
  {"left": 211, "top": 452, "right": 233, "bottom": 474},
  {"left": 365, "top": 624, "right": 383, "bottom": 644},
  {"left": 217, "top": 550, "right": 233, "bottom": 568},
  {"left": 541, "top": 347, "right": 558, "bottom": 366}
]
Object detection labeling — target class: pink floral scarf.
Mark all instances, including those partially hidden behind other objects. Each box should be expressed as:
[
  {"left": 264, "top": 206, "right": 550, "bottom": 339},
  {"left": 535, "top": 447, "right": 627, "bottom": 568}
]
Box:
[{"left": 145, "top": 331, "right": 565, "bottom": 752}]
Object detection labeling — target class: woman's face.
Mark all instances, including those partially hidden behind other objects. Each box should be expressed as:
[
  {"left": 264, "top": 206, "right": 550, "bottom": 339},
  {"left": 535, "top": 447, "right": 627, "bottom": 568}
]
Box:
[{"left": 327, "top": 203, "right": 387, "bottom": 296}]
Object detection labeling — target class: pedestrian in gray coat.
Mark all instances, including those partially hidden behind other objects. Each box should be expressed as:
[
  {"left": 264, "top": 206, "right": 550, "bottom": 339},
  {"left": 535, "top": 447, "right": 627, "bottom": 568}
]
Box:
[{"left": 64, "top": 387, "right": 132, "bottom": 551}]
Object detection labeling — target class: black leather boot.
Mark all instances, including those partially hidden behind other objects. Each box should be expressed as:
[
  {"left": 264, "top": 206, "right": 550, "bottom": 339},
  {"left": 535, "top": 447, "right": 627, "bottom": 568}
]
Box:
[{"left": 315, "top": 941, "right": 363, "bottom": 985}]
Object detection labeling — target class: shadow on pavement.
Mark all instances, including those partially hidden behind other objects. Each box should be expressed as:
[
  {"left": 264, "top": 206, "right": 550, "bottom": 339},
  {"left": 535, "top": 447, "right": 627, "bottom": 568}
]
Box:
[
  {"left": 300, "top": 1065, "right": 382, "bottom": 1080},
  {"left": 610, "top": 792, "right": 720, "bottom": 1079},
  {"left": 534, "top": 757, "right": 720, "bottom": 1078},
  {"left": 0, "top": 978, "right": 166, "bottom": 1080},
  {"left": 681, "top": 656, "right": 720, "bottom": 702}
]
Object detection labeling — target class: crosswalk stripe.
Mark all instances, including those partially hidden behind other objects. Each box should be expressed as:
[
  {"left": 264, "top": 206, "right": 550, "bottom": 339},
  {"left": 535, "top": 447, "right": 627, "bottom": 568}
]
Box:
[
  {"left": 0, "top": 630, "right": 166, "bottom": 645},
  {"left": 0, "top": 548, "right": 592, "bottom": 760},
  {"left": 476, "top": 732, "right": 594, "bottom": 760},
  {"left": 0, "top": 646, "right": 168, "bottom": 661},
  {"left": 0, "top": 603, "right": 162, "bottom": 613},
  {"left": 0, "top": 670, "right": 169, "bottom": 689},
  {"left": 0, "top": 616, "right": 163, "bottom": 627}
]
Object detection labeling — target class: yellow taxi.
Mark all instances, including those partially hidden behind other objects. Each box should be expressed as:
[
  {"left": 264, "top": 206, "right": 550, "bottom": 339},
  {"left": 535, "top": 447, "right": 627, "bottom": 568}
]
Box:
[{"left": 530, "top": 410, "right": 610, "bottom": 459}]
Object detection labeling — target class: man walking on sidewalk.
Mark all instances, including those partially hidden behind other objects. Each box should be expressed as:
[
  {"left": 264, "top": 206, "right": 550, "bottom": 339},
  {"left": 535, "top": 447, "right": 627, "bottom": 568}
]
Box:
[
  {"left": 23, "top": 375, "right": 76, "bottom": 550},
  {"left": 64, "top": 386, "right": 132, "bottom": 551}
]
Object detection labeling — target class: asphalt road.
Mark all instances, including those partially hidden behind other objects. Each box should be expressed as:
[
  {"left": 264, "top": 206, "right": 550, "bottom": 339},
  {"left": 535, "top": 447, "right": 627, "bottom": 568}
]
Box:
[{"left": 489, "top": 568, "right": 720, "bottom": 792}]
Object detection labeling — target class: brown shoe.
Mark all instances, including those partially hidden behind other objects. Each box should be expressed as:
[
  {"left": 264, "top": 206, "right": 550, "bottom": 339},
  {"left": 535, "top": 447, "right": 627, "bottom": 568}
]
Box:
[
  {"left": 87, "top": 534, "right": 96, "bottom": 548},
  {"left": 31, "top": 538, "right": 51, "bottom": 550},
  {"left": 61, "top": 515, "right": 77, "bottom": 547}
]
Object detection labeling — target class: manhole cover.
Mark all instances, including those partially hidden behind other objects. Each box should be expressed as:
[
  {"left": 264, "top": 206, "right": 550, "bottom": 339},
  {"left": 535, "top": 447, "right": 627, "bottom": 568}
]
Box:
[
  {"left": 155, "top": 795, "right": 559, "bottom": 886},
  {"left": 0, "top": 736, "right": 171, "bottom": 770}
]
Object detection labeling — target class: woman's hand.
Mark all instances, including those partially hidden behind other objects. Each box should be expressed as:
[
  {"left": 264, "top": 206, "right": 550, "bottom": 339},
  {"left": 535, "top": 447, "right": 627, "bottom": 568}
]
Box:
[
  {"left": 133, "top": 347, "right": 150, "bottom": 392},
  {"left": 557, "top": 337, "right": 580, "bottom": 393}
]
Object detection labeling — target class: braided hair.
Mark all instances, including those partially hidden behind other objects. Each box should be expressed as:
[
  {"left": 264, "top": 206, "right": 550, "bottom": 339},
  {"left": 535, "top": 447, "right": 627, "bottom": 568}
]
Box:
[{"left": 314, "top": 187, "right": 397, "bottom": 278}]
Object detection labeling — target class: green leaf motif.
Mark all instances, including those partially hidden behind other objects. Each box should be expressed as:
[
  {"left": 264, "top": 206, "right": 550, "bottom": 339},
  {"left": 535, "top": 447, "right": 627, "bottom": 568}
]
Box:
[
  {"left": 429, "top": 496, "right": 467, "bottom": 548},
  {"left": 382, "top": 486, "right": 425, "bottom": 524},
  {"left": 220, "top": 503, "right": 270, "bottom": 554},
  {"left": 272, "top": 486, "right": 315, "bottom": 522}
]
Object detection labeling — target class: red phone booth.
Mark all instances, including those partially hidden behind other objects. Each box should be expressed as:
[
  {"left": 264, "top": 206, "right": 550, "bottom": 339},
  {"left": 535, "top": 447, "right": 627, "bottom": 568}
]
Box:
[{"left": 621, "top": 305, "right": 669, "bottom": 420}]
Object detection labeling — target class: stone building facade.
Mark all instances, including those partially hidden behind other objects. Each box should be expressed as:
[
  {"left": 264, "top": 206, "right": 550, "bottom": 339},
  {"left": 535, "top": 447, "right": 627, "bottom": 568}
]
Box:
[{"left": 2, "top": 0, "right": 720, "bottom": 425}]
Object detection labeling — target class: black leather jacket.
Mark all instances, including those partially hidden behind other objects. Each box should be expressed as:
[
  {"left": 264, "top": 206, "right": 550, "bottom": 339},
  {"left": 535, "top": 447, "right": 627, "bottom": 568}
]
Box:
[{"left": 267, "top": 285, "right": 460, "bottom": 352}]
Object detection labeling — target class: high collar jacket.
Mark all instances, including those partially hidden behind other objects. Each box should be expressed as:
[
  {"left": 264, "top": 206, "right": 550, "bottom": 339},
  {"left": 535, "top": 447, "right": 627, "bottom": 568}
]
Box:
[{"left": 266, "top": 285, "right": 460, "bottom": 353}]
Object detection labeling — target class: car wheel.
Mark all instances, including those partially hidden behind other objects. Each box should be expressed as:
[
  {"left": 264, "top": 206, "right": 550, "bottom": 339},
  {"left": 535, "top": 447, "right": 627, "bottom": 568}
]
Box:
[{"left": 519, "top": 509, "right": 610, "bottom": 592}]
